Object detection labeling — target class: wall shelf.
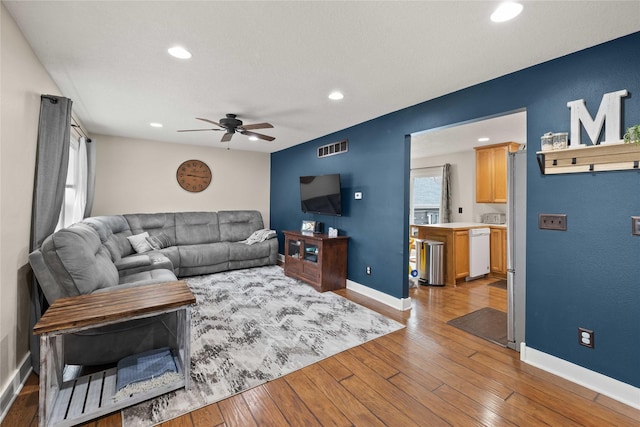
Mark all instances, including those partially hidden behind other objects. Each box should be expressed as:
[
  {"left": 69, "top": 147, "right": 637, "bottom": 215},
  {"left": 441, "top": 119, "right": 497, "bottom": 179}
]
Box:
[{"left": 536, "top": 142, "right": 640, "bottom": 174}]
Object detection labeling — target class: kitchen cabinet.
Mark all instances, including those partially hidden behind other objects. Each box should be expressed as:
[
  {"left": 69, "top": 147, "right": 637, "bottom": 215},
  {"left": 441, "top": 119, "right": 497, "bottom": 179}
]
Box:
[
  {"left": 411, "top": 223, "right": 488, "bottom": 286},
  {"left": 475, "top": 142, "right": 520, "bottom": 203},
  {"left": 454, "top": 230, "right": 469, "bottom": 279},
  {"left": 490, "top": 226, "right": 507, "bottom": 276}
]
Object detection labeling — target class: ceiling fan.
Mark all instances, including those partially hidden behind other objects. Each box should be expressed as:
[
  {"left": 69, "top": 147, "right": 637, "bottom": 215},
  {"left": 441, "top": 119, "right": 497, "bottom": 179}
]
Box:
[{"left": 177, "top": 114, "right": 275, "bottom": 143}]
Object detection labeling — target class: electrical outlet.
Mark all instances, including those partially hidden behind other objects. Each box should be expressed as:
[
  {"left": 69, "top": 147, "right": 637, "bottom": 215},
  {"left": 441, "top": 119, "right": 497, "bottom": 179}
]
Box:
[
  {"left": 578, "top": 327, "right": 594, "bottom": 348},
  {"left": 366, "top": 266, "right": 372, "bottom": 275},
  {"left": 539, "top": 214, "right": 567, "bottom": 231},
  {"left": 458, "top": 207, "right": 463, "bottom": 214}
]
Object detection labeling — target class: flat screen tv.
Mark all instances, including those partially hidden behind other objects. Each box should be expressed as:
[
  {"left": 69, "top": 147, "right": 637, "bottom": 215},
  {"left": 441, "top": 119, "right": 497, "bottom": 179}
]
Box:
[{"left": 300, "top": 174, "right": 342, "bottom": 216}]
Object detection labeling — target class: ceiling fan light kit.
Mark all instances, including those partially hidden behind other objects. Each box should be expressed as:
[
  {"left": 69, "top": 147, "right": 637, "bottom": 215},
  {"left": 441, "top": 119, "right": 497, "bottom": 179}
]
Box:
[{"left": 177, "top": 113, "right": 275, "bottom": 143}]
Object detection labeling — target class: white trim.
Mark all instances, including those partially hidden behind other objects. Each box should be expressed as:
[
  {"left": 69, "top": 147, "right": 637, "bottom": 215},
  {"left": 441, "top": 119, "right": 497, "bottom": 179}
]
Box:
[
  {"left": 0, "top": 353, "right": 32, "bottom": 423},
  {"left": 346, "top": 279, "right": 412, "bottom": 311},
  {"left": 520, "top": 343, "right": 640, "bottom": 410}
]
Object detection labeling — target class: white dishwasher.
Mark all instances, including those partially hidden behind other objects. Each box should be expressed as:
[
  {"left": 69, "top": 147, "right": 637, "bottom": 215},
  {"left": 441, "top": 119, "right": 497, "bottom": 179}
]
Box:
[{"left": 468, "top": 228, "right": 490, "bottom": 280}]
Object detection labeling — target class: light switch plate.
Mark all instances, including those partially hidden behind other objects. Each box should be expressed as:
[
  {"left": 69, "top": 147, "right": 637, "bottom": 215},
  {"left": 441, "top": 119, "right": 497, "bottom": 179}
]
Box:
[
  {"left": 632, "top": 216, "right": 640, "bottom": 236},
  {"left": 354, "top": 191, "right": 363, "bottom": 200},
  {"left": 539, "top": 214, "right": 567, "bottom": 231}
]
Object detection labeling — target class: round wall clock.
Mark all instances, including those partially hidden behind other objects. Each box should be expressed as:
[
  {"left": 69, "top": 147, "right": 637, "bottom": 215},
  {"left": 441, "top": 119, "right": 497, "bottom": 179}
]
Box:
[{"left": 176, "top": 159, "right": 212, "bottom": 192}]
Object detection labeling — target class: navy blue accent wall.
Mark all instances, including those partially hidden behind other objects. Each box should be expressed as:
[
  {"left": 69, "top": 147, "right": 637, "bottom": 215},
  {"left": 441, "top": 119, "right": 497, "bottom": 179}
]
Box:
[{"left": 271, "top": 32, "right": 640, "bottom": 387}]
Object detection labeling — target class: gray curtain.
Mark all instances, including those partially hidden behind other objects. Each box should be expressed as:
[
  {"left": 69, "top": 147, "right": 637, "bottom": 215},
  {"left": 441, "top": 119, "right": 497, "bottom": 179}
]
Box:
[
  {"left": 439, "top": 163, "right": 452, "bottom": 223},
  {"left": 83, "top": 136, "right": 96, "bottom": 218},
  {"left": 29, "top": 95, "right": 73, "bottom": 374}
]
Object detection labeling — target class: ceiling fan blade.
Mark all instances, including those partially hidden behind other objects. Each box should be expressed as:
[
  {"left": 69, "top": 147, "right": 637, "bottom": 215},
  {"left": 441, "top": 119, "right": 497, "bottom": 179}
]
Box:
[
  {"left": 241, "top": 130, "right": 275, "bottom": 141},
  {"left": 177, "top": 128, "right": 222, "bottom": 132},
  {"left": 196, "top": 117, "right": 224, "bottom": 127},
  {"left": 221, "top": 132, "right": 234, "bottom": 142},
  {"left": 241, "top": 122, "right": 273, "bottom": 130}
]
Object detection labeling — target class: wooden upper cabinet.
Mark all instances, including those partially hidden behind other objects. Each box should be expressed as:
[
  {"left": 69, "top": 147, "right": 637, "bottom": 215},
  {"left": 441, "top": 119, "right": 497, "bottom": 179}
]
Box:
[
  {"left": 475, "top": 142, "right": 520, "bottom": 203},
  {"left": 475, "top": 148, "right": 494, "bottom": 203}
]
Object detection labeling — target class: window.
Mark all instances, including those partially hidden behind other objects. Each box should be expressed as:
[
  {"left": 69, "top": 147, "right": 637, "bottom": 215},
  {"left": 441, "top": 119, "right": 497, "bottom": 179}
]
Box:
[
  {"left": 410, "top": 167, "right": 442, "bottom": 225},
  {"left": 56, "top": 135, "right": 88, "bottom": 230}
]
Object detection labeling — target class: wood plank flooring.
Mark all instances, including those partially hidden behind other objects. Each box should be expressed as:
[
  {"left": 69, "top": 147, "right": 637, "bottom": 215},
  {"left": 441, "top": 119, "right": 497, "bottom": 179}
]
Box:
[{"left": 3, "top": 276, "right": 639, "bottom": 426}]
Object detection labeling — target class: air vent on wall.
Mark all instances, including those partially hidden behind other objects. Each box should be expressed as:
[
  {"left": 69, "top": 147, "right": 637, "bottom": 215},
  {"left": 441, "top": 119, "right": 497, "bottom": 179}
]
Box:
[{"left": 318, "top": 139, "right": 348, "bottom": 158}]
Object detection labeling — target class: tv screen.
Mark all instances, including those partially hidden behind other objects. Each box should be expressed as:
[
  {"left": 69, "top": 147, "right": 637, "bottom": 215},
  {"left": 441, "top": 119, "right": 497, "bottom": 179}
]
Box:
[{"left": 300, "top": 174, "right": 342, "bottom": 216}]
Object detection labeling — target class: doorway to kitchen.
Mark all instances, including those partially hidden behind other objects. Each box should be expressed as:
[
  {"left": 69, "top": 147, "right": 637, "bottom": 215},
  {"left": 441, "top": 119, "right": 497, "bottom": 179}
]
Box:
[{"left": 408, "top": 110, "right": 526, "bottom": 351}]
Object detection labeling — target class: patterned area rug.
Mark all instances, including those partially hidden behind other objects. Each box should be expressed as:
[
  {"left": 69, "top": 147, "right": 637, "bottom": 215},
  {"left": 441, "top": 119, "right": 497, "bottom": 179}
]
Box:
[{"left": 122, "top": 265, "right": 404, "bottom": 426}]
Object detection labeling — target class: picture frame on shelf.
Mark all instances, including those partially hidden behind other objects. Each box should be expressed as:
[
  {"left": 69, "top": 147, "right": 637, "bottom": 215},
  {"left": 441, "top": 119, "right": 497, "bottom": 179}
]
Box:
[{"left": 301, "top": 220, "right": 316, "bottom": 233}]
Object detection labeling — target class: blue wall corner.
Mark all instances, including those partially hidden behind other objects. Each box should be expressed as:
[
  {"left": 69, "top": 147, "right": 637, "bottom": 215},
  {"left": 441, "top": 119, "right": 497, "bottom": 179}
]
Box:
[{"left": 271, "top": 32, "right": 640, "bottom": 388}]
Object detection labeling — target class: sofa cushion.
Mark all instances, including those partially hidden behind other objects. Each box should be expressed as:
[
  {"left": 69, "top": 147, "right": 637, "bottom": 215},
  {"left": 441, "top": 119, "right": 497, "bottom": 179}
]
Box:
[
  {"left": 125, "top": 213, "right": 177, "bottom": 245},
  {"left": 39, "top": 223, "right": 118, "bottom": 299},
  {"left": 228, "top": 240, "right": 272, "bottom": 261},
  {"left": 175, "top": 212, "right": 221, "bottom": 245},
  {"left": 115, "top": 253, "right": 174, "bottom": 277},
  {"left": 154, "top": 246, "right": 180, "bottom": 273},
  {"left": 146, "top": 232, "right": 172, "bottom": 250},
  {"left": 83, "top": 215, "right": 133, "bottom": 261},
  {"left": 218, "top": 210, "right": 264, "bottom": 242},
  {"left": 178, "top": 243, "right": 230, "bottom": 268},
  {"left": 113, "top": 268, "right": 177, "bottom": 289},
  {"left": 127, "top": 232, "right": 153, "bottom": 253}
]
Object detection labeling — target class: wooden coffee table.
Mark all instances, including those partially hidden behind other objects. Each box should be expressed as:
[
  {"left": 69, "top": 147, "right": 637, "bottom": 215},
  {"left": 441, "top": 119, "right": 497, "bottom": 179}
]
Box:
[{"left": 33, "top": 281, "right": 196, "bottom": 427}]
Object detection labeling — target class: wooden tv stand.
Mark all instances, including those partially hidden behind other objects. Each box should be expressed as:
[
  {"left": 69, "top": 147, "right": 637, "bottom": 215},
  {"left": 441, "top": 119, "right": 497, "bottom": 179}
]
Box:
[{"left": 283, "top": 230, "right": 349, "bottom": 292}]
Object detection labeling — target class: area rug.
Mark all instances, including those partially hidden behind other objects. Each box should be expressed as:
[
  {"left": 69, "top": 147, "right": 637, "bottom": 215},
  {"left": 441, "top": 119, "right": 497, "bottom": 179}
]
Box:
[
  {"left": 122, "top": 265, "right": 404, "bottom": 426},
  {"left": 488, "top": 279, "right": 507, "bottom": 290},
  {"left": 446, "top": 307, "right": 507, "bottom": 347}
]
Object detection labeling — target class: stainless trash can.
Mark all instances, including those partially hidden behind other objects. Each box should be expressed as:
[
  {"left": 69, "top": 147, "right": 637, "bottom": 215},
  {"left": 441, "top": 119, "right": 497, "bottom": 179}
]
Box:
[
  {"left": 426, "top": 240, "right": 445, "bottom": 286},
  {"left": 414, "top": 238, "right": 428, "bottom": 283},
  {"left": 415, "top": 239, "right": 444, "bottom": 286}
]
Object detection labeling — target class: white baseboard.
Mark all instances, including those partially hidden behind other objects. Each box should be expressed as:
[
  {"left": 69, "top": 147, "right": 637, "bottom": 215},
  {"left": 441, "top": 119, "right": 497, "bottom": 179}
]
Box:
[
  {"left": 0, "top": 353, "right": 33, "bottom": 424},
  {"left": 346, "top": 280, "right": 412, "bottom": 311},
  {"left": 520, "top": 343, "right": 640, "bottom": 410}
]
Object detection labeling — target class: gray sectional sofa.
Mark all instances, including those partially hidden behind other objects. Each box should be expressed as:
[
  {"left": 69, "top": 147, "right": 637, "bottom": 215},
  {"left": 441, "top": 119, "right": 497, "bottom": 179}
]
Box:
[{"left": 29, "top": 210, "right": 277, "bottom": 365}]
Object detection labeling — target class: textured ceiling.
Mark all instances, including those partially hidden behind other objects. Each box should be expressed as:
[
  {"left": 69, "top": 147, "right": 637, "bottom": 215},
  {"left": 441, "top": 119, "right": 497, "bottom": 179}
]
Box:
[{"left": 4, "top": 1, "right": 640, "bottom": 153}]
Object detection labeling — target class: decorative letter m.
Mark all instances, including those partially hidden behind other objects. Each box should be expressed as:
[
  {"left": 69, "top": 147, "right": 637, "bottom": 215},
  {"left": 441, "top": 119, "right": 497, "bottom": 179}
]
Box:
[{"left": 567, "top": 89, "right": 628, "bottom": 146}]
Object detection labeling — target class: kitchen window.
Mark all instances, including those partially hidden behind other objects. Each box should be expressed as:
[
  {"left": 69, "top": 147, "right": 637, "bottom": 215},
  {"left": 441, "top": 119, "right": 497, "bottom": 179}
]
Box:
[{"left": 410, "top": 167, "right": 442, "bottom": 225}]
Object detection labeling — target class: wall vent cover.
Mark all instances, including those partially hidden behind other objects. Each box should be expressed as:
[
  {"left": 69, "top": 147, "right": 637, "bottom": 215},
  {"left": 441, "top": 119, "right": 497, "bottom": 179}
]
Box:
[{"left": 318, "top": 139, "right": 348, "bottom": 158}]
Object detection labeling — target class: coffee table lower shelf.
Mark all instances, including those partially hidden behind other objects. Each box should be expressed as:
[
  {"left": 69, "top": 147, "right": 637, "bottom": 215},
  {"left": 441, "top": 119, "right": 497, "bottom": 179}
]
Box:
[
  {"left": 48, "top": 354, "right": 185, "bottom": 427},
  {"left": 33, "top": 281, "right": 196, "bottom": 427}
]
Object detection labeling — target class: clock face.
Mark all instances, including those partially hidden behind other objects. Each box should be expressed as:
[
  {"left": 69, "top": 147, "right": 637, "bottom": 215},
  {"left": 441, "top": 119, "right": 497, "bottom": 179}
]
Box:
[{"left": 177, "top": 160, "right": 212, "bottom": 192}]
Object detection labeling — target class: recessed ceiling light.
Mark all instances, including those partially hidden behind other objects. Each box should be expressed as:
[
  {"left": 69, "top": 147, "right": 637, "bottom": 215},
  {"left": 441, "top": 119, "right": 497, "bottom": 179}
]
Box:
[
  {"left": 168, "top": 46, "right": 192, "bottom": 59},
  {"left": 328, "top": 91, "right": 344, "bottom": 100},
  {"left": 150, "top": 122, "right": 163, "bottom": 128},
  {"left": 248, "top": 136, "right": 258, "bottom": 141},
  {"left": 491, "top": 2, "right": 523, "bottom": 23},
  {"left": 478, "top": 137, "right": 490, "bottom": 142}
]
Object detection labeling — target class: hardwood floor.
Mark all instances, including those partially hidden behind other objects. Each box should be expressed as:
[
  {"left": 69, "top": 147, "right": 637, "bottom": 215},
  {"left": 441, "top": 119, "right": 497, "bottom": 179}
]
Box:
[{"left": 4, "top": 276, "right": 639, "bottom": 426}]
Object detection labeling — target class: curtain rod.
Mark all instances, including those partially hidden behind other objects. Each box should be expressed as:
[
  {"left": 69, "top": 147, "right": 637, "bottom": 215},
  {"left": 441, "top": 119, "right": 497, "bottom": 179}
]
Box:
[{"left": 71, "top": 116, "right": 91, "bottom": 142}]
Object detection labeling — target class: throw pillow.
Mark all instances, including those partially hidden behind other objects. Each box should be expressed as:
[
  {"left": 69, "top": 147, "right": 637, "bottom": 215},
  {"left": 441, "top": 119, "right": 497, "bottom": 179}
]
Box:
[
  {"left": 127, "top": 232, "right": 152, "bottom": 253},
  {"left": 146, "top": 232, "right": 172, "bottom": 250}
]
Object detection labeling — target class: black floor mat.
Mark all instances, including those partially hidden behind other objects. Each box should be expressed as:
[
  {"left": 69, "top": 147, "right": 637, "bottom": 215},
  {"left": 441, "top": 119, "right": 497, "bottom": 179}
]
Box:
[
  {"left": 488, "top": 279, "right": 507, "bottom": 290},
  {"left": 447, "top": 307, "right": 507, "bottom": 347}
]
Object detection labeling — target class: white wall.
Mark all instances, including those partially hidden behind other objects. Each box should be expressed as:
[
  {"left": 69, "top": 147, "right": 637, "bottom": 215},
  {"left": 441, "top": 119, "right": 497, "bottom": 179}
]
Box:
[
  {"left": 0, "top": 4, "right": 64, "bottom": 406},
  {"left": 93, "top": 134, "right": 272, "bottom": 225},
  {"left": 411, "top": 149, "right": 506, "bottom": 223}
]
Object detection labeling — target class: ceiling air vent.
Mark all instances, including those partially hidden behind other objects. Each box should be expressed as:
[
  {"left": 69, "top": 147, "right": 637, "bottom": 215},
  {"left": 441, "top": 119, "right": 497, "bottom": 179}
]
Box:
[{"left": 318, "top": 139, "right": 348, "bottom": 158}]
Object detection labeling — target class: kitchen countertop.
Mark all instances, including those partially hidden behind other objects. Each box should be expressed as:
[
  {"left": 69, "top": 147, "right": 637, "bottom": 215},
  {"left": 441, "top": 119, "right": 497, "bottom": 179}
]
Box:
[{"left": 412, "top": 222, "right": 506, "bottom": 229}]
